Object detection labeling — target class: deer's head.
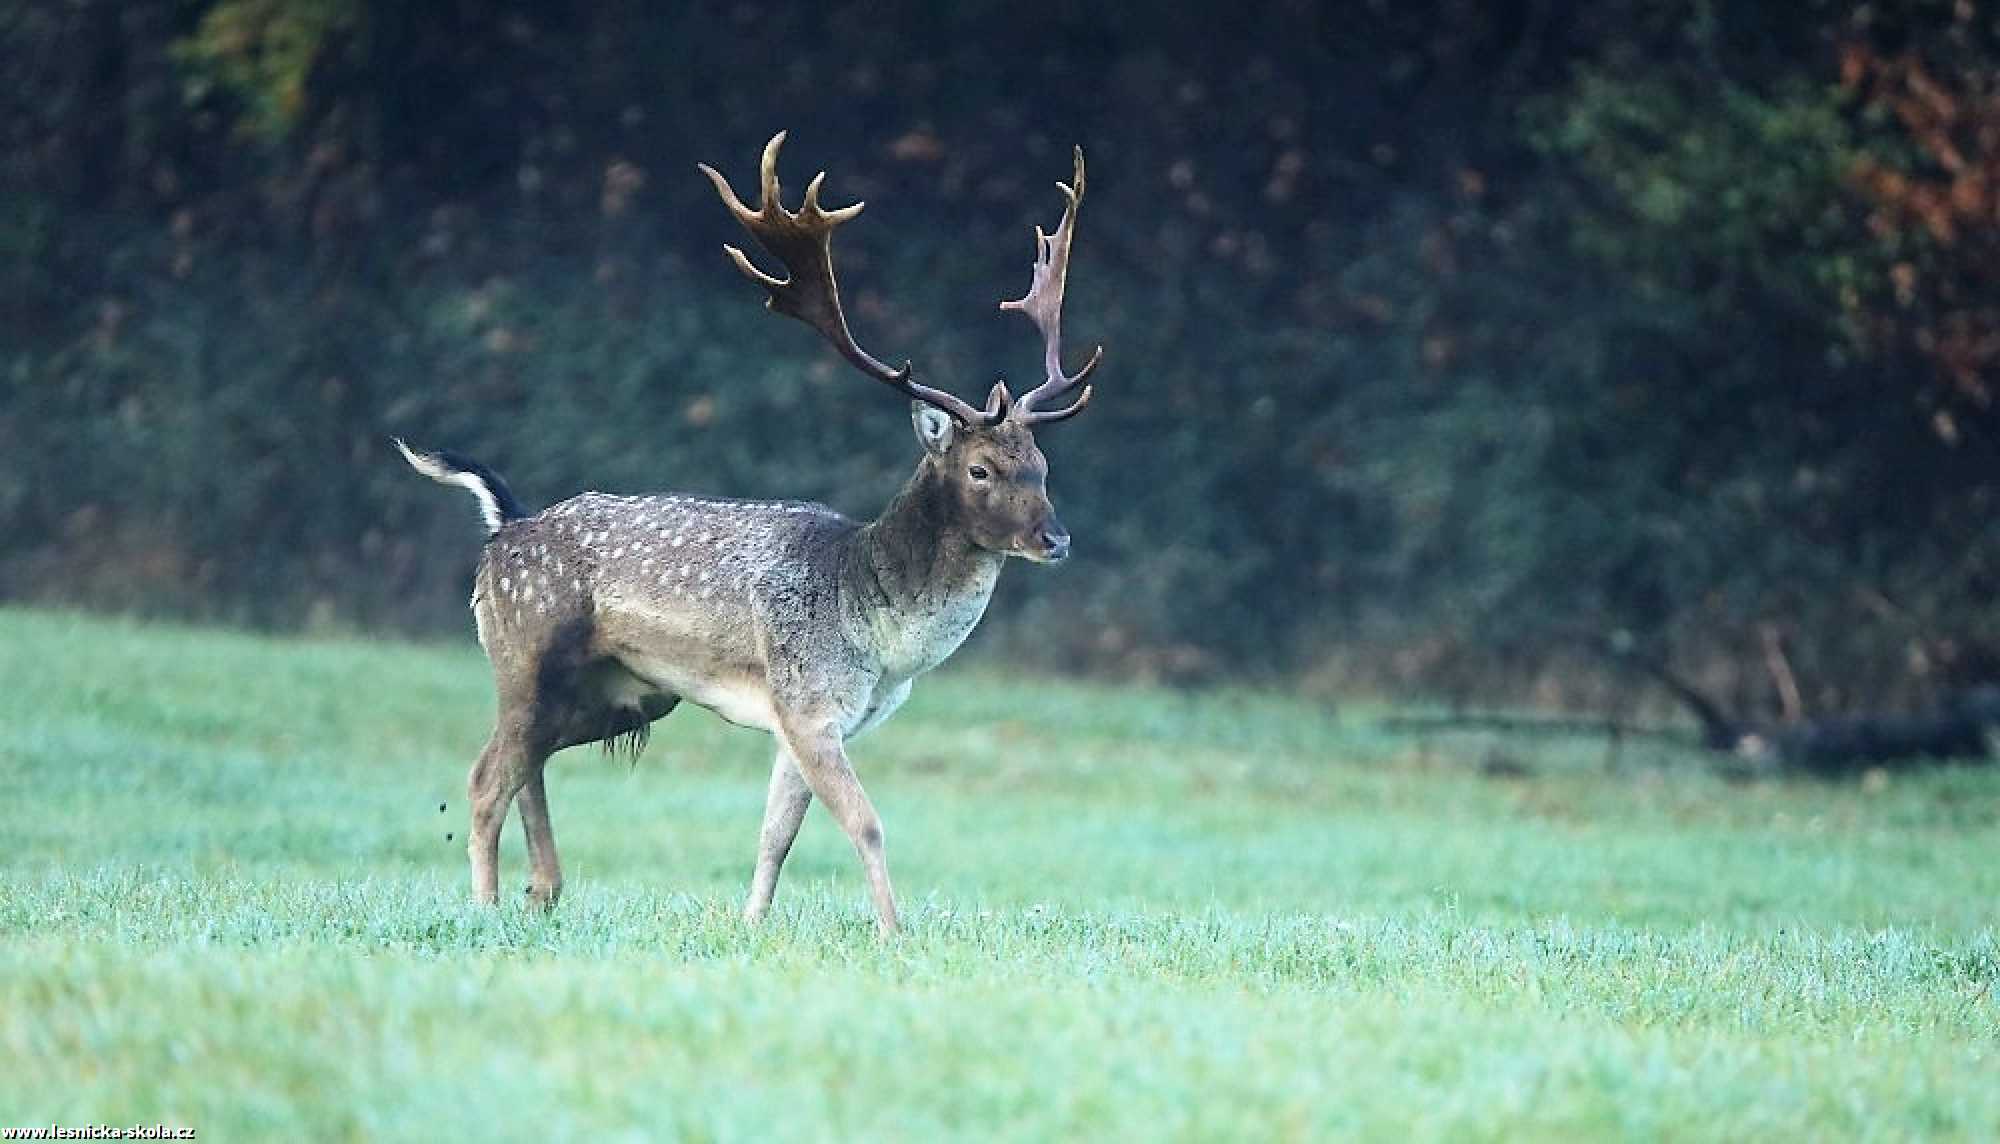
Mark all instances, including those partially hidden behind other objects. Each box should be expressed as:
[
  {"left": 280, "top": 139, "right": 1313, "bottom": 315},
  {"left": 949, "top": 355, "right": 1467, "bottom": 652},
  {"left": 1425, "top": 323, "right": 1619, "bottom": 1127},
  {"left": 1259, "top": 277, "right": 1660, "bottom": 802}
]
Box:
[
  {"left": 702, "top": 134, "right": 1100, "bottom": 565},
  {"left": 908, "top": 408, "right": 1067, "bottom": 562}
]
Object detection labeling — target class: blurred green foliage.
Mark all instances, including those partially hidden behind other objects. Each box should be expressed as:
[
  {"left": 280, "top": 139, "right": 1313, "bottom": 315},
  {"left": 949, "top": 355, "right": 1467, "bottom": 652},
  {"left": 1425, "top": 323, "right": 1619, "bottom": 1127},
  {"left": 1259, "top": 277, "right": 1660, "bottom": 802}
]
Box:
[
  {"left": 174, "top": 0, "right": 360, "bottom": 141},
  {"left": 2, "top": 0, "right": 1996, "bottom": 709}
]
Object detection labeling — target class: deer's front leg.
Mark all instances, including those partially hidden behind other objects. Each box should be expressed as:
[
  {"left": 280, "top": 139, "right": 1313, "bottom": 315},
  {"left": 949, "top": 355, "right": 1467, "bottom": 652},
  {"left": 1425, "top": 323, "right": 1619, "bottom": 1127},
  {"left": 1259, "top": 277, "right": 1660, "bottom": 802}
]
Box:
[
  {"left": 744, "top": 745, "right": 812, "bottom": 923},
  {"left": 776, "top": 713, "right": 899, "bottom": 936}
]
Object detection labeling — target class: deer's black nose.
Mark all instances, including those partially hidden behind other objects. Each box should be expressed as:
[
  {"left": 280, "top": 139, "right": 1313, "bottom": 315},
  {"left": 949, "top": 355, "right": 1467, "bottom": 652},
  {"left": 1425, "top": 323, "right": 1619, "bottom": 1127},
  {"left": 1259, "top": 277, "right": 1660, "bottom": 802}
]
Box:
[{"left": 1037, "top": 524, "right": 1071, "bottom": 562}]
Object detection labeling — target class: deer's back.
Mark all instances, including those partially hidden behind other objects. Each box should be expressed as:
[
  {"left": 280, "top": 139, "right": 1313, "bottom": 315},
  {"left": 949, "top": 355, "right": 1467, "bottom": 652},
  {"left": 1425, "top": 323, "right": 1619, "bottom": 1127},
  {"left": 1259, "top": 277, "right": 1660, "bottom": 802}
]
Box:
[{"left": 475, "top": 490, "right": 862, "bottom": 729}]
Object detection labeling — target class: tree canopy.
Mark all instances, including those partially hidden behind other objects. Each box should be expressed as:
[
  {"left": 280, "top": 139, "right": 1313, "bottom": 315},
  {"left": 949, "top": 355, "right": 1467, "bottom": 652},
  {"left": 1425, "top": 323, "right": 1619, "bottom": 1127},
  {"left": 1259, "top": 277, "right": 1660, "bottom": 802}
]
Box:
[{"left": 4, "top": 0, "right": 1996, "bottom": 713}]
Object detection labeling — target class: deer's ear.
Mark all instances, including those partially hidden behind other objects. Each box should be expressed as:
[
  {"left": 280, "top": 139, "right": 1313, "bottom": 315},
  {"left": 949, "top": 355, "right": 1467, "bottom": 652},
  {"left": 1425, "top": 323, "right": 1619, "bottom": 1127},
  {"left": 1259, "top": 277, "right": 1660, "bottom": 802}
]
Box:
[{"left": 911, "top": 403, "right": 956, "bottom": 456}]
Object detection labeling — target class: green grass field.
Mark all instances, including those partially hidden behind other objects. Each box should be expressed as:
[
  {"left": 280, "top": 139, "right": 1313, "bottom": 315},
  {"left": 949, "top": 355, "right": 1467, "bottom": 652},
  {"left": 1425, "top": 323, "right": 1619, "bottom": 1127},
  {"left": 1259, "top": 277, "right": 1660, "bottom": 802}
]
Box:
[{"left": 2, "top": 609, "right": 1996, "bottom": 1140}]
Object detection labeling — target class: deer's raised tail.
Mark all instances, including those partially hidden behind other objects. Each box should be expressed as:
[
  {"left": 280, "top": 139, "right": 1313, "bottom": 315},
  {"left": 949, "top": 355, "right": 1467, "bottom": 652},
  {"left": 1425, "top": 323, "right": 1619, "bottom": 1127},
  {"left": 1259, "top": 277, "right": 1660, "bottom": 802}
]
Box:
[{"left": 394, "top": 439, "right": 527, "bottom": 537}]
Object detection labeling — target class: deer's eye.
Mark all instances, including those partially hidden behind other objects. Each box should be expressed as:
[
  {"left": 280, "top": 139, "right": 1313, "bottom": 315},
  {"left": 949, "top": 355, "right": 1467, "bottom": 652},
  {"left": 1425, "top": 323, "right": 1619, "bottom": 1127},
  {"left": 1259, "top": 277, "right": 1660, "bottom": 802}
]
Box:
[{"left": 968, "top": 465, "right": 991, "bottom": 482}]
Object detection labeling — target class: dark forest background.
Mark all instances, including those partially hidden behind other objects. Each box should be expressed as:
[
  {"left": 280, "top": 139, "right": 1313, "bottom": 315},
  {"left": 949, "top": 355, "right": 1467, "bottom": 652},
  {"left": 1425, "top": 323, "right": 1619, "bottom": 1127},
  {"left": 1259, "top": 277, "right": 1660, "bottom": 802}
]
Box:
[{"left": 4, "top": 0, "right": 1997, "bottom": 718}]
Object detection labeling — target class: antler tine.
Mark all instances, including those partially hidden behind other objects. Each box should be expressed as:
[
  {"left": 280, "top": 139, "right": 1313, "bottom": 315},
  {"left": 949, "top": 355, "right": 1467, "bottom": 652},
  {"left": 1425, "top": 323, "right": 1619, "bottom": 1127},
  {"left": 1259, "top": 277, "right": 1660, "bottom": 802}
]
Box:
[
  {"left": 700, "top": 132, "right": 1001, "bottom": 427},
  {"left": 1001, "top": 146, "right": 1103, "bottom": 425}
]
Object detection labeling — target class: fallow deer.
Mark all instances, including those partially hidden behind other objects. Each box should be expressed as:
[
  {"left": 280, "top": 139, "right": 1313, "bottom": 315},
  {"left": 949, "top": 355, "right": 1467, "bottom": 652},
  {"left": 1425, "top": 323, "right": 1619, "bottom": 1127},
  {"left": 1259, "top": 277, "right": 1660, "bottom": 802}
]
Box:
[{"left": 396, "top": 133, "right": 1101, "bottom": 934}]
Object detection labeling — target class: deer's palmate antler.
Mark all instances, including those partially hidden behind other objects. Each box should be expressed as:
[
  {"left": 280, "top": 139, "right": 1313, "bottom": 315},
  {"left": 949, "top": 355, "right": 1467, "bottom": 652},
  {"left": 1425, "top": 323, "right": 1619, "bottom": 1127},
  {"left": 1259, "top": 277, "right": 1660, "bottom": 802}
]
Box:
[
  {"left": 700, "top": 132, "right": 1011, "bottom": 426},
  {"left": 1001, "top": 147, "right": 1102, "bottom": 424},
  {"left": 398, "top": 133, "right": 1103, "bottom": 938}
]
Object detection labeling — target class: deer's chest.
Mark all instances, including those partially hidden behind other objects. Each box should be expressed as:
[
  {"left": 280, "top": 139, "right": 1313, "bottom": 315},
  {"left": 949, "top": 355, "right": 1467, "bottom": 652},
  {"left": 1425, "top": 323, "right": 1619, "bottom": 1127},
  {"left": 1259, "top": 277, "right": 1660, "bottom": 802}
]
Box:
[
  {"left": 846, "top": 678, "right": 914, "bottom": 740},
  {"left": 865, "top": 571, "right": 999, "bottom": 682}
]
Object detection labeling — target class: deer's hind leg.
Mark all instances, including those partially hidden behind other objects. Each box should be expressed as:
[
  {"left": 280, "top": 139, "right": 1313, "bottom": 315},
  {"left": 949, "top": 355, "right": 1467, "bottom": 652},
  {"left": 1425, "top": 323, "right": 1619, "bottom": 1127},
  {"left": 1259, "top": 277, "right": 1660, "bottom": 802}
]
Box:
[
  {"left": 468, "top": 617, "right": 594, "bottom": 908},
  {"left": 518, "top": 673, "right": 680, "bottom": 911},
  {"left": 515, "top": 767, "right": 562, "bottom": 910},
  {"left": 466, "top": 713, "right": 550, "bottom": 906},
  {"left": 512, "top": 652, "right": 684, "bottom": 912}
]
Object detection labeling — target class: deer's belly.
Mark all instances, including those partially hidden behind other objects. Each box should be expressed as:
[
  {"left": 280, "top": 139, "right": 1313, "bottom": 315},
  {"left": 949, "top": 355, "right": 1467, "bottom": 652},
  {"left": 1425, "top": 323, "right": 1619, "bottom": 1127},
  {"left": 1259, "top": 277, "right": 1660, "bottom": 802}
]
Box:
[
  {"left": 680, "top": 673, "right": 778, "bottom": 731},
  {"left": 595, "top": 599, "right": 776, "bottom": 731},
  {"left": 616, "top": 647, "right": 775, "bottom": 731}
]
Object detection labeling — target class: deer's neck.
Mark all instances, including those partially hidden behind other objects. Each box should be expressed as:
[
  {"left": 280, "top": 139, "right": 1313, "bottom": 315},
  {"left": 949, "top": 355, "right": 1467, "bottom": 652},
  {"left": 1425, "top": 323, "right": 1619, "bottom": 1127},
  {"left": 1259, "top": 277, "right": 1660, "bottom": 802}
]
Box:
[{"left": 843, "top": 461, "right": 1004, "bottom": 679}]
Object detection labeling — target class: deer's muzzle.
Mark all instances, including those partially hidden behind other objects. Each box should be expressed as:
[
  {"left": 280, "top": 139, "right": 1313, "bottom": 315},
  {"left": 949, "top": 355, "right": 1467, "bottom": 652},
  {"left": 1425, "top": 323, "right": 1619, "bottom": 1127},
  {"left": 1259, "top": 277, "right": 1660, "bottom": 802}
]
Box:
[{"left": 1030, "top": 520, "right": 1070, "bottom": 563}]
